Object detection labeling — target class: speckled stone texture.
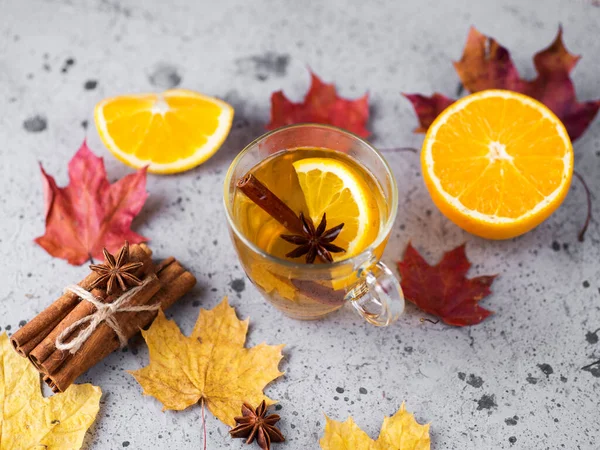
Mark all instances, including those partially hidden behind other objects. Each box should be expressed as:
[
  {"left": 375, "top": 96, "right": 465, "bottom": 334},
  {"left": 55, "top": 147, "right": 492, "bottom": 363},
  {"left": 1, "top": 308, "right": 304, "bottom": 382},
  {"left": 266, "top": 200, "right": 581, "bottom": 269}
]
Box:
[{"left": 1, "top": 0, "right": 599, "bottom": 448}]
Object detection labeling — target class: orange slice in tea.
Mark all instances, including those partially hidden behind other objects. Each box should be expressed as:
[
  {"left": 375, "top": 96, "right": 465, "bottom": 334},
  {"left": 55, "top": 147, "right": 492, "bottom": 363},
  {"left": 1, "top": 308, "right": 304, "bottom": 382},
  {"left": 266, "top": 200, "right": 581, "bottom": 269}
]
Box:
[
  {"left": 250, "top": 263, "right": 297, "bottom": 301},
  {"left": 292, "top": 157, "right": 379, "bottom": 260},
  {"left": 422, "top": 90, "right": 573, "bottom": 239},
  {"left": 95, "top": 89, "right": 233, "bottom": 174}
]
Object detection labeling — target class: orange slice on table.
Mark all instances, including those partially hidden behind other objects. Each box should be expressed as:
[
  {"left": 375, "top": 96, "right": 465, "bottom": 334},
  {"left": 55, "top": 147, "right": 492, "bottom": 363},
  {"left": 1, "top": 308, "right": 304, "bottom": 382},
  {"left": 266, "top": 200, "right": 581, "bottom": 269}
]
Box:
[
  {"left": 95, "top": 89, "right": 233, "bottom": 174},
  {"left": 422, "top": 90, "right": 573, "bottom": 239}
]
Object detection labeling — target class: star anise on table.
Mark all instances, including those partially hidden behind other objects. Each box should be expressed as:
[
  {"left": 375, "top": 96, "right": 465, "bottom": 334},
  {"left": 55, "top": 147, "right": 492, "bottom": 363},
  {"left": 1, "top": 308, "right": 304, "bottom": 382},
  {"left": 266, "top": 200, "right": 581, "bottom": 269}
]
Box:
[
  {"left": 89, "top": 242, "right": 143, "bottom": 294},
  {"left": 229, "top": 400, "right": 285, "bottom": 450},
  {"left": 281, "top": 213, "right": 346, "bottom": 264}
]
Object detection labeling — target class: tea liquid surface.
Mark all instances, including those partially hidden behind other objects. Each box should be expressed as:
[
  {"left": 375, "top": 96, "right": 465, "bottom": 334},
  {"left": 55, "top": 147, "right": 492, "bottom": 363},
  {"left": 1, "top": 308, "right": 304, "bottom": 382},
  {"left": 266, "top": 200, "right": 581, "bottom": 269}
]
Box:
[{"left": 233, "top": 147, "right": 387, "bottom": 263}]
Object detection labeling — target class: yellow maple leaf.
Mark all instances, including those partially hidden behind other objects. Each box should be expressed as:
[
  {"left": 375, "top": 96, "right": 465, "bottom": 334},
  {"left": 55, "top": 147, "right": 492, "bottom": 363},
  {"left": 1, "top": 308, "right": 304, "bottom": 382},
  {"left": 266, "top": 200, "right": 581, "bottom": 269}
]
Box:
[
  {"left": 320, "top": 403, "right": 431, "bottom": 450},
  {"left": 130, "top": 297, "right": 285, "bottom": 426},
  {"left": 0, "top": 333, "right": 101, "bottom": 449}
]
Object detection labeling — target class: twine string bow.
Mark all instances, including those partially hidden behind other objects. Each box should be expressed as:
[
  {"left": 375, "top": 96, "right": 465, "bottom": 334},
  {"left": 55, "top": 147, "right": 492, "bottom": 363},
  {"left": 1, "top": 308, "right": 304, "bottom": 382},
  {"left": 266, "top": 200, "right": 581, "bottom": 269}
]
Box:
[{"left": 55, "top": 280, "right": 160, "bottom": 354}]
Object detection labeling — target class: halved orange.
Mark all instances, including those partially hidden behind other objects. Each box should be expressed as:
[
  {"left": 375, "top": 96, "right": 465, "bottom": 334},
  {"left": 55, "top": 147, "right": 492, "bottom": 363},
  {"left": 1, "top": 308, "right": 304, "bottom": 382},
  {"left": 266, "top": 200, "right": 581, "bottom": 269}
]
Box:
[
  {"left": 422, "top": 90, "right": 573, "bottom": 239},
  {"left": 95, "top": 89, "right": 233, "bottom": 174}
]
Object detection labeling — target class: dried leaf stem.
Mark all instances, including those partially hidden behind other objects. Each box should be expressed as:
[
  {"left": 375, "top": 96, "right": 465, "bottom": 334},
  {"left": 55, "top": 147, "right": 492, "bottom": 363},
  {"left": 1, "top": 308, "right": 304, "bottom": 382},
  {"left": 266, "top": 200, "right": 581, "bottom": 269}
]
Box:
[
  {"left": 573, "top": 170, "right": 592, "bottom": 242},
  {"left": 202, "top": 400, "right": 207, "bottom": 450},
  {"left": 420, "top": 318, "right": 440, "bottom": 324},
  {"left": 581, "top": 359, "right": 600, "bottom": 372},
  {"left": 380, "top": 147, "right": 418, "bottom": 153}
]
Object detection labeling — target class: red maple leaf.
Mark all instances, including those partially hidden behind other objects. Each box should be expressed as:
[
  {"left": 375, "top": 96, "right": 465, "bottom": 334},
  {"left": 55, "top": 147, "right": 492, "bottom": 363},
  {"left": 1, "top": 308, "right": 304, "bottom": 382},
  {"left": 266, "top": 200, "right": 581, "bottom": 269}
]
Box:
[
  {"left": 397, "top": 243, "right": 496, "bottom": 326},
  {"left": 35, "top": 141, "right": 148, "bottom": 265},
  {"left": 267, "top": 71, "right": 370, "bottom": 138},
  {"left": 401, "top": 93, "right": 454, "bottom": 133},
  {"left": 404, "top": 27, "right": 600, "bottom": 142}
]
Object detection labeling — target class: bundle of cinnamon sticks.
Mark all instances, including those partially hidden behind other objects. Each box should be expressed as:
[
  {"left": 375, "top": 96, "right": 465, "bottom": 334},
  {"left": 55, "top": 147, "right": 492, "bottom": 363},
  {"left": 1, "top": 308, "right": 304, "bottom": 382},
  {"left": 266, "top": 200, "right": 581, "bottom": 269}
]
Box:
[{"left": 11, "top": 243, "right": 196, "bottom": 392}]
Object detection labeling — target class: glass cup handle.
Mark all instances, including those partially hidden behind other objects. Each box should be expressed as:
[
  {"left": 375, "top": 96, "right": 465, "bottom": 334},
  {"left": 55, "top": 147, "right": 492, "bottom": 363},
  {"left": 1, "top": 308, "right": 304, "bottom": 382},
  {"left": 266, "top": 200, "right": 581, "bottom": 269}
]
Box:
[{"left": 345, "top": 261, "right": 404, "bottom": 326}]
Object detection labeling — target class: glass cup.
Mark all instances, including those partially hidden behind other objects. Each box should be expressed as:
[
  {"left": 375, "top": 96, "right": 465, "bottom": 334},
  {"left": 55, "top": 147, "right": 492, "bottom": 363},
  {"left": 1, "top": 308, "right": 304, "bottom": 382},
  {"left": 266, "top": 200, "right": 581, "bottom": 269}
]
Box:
[{"left": 223, "top": 124, "right": 404, "bottom": 326}]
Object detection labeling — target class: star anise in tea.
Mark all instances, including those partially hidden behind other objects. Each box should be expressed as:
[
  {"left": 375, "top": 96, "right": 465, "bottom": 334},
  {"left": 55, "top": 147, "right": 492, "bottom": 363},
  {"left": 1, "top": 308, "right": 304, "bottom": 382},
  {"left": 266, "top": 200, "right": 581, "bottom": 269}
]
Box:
[
  {"left": 89, "top": 242, "right": 143, "bottom": 294},
  {"left": 229, "top": 400, "right": 285, "bottom": 450},
  {"left": 281, "top": 213, "right": 346, "bottom": 264}
]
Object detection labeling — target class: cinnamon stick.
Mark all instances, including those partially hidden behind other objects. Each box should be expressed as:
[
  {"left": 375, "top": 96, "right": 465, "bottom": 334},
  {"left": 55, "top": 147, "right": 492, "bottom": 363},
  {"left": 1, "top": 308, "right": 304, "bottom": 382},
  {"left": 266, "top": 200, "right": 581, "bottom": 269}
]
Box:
[
  {"left": 11, "top": 273, "right": 102, "bottom": 357},
  {"left": 237, "top": 173, "right": 304, "bottom": 234},
  {"left": 29, "top": 243, "right": 153, "bottom": 373},
  {"left": 44, "top": 257, "right": 196, "bottom": 392},
  {"left": 11, "top": 243, "right": 153, "bottom": 357},
  {"left": 43, "top": 273, "right": 161, "bottom": 391},
  {"left": 150, "top": 257, "right": 197, "bottom": 311},
  {"left": 291, "top": 279, "right": 346, "bottom": 306}
]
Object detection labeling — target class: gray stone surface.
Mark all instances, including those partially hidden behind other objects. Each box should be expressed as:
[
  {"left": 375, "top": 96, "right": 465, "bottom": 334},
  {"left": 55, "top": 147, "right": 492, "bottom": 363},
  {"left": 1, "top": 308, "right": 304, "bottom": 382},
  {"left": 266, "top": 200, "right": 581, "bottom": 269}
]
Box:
[{"left": 1, "top": 0, "right": 599, "bottom": 448}]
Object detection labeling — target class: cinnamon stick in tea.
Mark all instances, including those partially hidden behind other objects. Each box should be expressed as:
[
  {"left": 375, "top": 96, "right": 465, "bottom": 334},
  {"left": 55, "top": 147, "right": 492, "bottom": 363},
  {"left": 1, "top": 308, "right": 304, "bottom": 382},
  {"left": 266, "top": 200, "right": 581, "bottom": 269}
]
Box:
[
  {"left": 44, "top": 257, "right": 196, "bottom": 392},
  {"left": 237, "top": 173, "right": 304, "bottom": 235},
  {"left": 28, "top": 243, "right": 153, "bottom": 373},
  {"left": 291, "top": 279, "right": 346, "bottom": 306}
]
